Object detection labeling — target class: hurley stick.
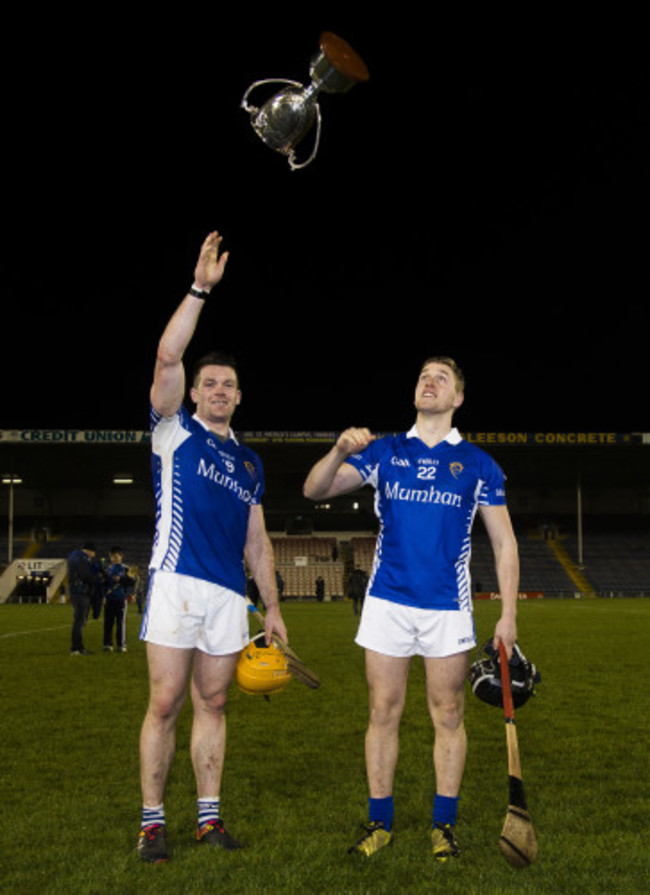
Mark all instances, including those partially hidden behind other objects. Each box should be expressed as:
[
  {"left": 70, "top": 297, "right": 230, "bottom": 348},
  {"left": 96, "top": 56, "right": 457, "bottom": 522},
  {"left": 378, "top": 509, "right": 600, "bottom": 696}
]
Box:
[{"left": 498, "top": 642, "right": 538, "bottom": 867}]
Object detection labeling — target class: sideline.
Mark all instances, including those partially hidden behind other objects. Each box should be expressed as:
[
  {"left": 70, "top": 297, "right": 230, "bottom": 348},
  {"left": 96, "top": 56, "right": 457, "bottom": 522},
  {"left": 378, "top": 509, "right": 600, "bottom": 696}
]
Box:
[
  {"left": 0, "top": 623, "right": 71, "bottom": 639},
  {"left": 0, "top": 618, "right": 100, "bottom": 639}
]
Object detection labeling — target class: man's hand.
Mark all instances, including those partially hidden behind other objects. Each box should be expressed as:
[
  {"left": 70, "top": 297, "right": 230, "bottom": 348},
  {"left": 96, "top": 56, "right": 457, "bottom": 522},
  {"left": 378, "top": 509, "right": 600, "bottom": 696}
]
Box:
[
  {"left": 303, "top": 428, "right": 371, "bottom": 501},
  {"left": 193, "top": 230, "right": 229, "bottom": 292},
  {"left": 263, "top": 603, "right": 288, "bottom": 645},
  {"left": 336, "top": 427, "right": 375, "bottom": 457},
  {"left": 492, "top": 614, "right": 517, "bottom": 660}
]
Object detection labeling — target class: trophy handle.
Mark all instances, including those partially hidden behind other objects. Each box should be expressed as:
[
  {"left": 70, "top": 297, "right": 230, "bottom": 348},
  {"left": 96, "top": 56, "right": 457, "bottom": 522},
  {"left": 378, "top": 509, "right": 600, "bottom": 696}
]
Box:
[
  {"left": 240, "top": 78, "right": 304, "bottom": 113},
  {"left": 287, "top": 104, "right": 321, "bottom": 171}
]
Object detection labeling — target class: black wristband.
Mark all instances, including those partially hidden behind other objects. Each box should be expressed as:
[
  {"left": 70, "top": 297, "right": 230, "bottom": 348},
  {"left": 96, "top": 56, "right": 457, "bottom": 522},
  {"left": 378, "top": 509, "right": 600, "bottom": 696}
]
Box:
[{"left": 189, "top": 285, "right": 211, "bottom": 300}]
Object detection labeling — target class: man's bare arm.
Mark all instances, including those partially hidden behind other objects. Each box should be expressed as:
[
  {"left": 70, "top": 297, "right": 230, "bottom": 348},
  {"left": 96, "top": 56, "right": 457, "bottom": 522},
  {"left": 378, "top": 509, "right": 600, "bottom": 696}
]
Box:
[
  {"left": 245, "top": 505, "right": 288, "bottom": 644},
  {"left": 303, "top": 428, "right": 374, "bottom": 500},
  {"left": 151, "top": 231, "right": 229, "bottom": 417},
  {"left": 479, "top": 504, "right": 519, "bottom": 659}
]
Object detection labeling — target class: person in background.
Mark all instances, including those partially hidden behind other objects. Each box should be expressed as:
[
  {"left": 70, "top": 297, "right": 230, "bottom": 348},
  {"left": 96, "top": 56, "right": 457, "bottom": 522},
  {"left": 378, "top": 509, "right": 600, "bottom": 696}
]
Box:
[
  {"left": 103, "top": 546, "right": 131, "bottom": 652},
  {"left": 67, "top": 541, "right": 101, "bottom": 655}
]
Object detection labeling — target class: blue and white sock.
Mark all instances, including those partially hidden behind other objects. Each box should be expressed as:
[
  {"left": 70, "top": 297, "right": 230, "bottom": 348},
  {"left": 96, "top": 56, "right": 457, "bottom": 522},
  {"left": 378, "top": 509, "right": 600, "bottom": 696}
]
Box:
[
  {"left": 369, "top": 796, "right": 394, "bottom": 831},
  {"left": 142, "top": 804, "right": 165, "bottom": 829},
  {"left": 433, "top": 794, "right": 458, "bottom": 827},
  {"left": 198, "top": 797, "right": 220, "bottom": 828}
]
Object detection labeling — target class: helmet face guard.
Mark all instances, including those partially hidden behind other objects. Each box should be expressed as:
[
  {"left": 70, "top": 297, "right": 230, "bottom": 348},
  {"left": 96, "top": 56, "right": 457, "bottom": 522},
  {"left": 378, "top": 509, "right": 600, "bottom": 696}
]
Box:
[
  {"left": 236, "top": 632, "right": 292, "bottom": 696},
  {"left": 469, "top": 641, "right": 541, "bottom": 708}
]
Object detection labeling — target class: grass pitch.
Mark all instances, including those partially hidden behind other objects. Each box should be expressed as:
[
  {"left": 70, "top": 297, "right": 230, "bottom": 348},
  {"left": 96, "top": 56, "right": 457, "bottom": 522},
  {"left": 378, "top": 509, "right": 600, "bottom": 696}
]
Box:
[{"left": 1, "top": 597, "right": 648, "bottom": 893}]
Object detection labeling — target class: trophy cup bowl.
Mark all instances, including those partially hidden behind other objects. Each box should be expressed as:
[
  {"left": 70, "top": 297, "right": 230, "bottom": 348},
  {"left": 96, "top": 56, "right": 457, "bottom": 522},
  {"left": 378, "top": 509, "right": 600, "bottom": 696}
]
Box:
[
  {"left": 250, "top": 85, "right": 317, "bottom": 155},
  {"left": 241, "top": 31, "right": 369, "bottom": 169}
]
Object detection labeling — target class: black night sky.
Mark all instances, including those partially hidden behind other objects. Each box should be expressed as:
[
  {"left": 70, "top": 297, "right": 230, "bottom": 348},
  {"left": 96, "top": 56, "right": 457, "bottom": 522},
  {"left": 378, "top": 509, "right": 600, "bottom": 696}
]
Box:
[{"left": 1, "top": 12, "right": 648, "bottom": 437}]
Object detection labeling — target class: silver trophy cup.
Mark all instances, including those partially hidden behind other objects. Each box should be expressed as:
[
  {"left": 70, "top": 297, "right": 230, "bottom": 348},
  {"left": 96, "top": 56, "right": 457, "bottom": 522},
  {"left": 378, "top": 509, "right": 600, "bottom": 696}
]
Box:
[{"left": 241, "top": 31, "right": 369, "bottom": 170}]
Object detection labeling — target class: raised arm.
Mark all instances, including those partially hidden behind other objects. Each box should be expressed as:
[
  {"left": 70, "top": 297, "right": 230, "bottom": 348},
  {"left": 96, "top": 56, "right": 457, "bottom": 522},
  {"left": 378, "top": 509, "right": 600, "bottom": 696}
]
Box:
[
  {"left": 150, "top": 231, "right": 229, "bottom": 417},
  {"left": 479, "top": 504, "right": 519, "bottom": 659},
  {"left": 302, "top": 428, "right": 374, "bottom": 500}
]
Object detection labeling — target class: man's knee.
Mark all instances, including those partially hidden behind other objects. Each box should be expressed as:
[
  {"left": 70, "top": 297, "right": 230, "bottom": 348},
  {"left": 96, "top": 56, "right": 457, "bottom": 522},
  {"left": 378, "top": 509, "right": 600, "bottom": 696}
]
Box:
[
  {"left": 429, "top": 693, "right": 465, "bottom": 733},
  {"left": 191, "top": 651, "right": 238, "bottom": 715},
  {"left": 146, "top": 684, "right": 187, "bottom": 724},
  {"left": 368, "top": 686, "right": 407, "bottom": 730},
  {"left": 192, "top": 685, "right": 229, "bottom": 717}
]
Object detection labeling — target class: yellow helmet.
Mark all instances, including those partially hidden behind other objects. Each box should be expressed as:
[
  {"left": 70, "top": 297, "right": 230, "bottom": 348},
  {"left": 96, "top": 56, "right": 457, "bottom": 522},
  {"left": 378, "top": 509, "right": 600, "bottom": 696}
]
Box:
[{"left": 236, "top": 632, "right": 292, "bottom": 696}]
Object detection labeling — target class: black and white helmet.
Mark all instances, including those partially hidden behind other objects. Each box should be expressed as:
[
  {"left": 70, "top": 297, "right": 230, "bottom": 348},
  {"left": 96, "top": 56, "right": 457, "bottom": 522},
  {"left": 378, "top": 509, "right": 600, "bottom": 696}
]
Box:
[{"left": 469, "top": 640, "right": 541, "bottom": 708}]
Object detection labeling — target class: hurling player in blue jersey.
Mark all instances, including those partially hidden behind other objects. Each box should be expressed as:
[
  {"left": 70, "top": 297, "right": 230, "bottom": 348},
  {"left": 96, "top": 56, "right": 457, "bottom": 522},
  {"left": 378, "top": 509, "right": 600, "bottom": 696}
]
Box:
[
  {"left": 137, "top": 231, "right": 288, "bottom": 863},
  {"left": 303, "top": 357, "right": 519, "bottom": 861}
]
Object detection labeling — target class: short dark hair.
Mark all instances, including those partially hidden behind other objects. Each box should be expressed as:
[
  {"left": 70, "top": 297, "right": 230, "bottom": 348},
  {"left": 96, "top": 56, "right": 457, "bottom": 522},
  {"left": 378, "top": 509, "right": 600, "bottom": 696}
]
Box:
[
  {"left": 420, "top": 356, "right": 465, "bottom": 392},
  {"left": 192, "top": 352, "right": 240, "bottom": 388}
]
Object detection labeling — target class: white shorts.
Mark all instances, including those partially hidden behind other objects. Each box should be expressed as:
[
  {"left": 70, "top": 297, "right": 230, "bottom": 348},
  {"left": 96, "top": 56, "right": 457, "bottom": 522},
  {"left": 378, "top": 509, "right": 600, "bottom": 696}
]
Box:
[
  {"left": 355, "top": 594, "right": 476, "bottom": 658},
  {"left": 140, "top": 570, "right": 249, "bottom": 656}
]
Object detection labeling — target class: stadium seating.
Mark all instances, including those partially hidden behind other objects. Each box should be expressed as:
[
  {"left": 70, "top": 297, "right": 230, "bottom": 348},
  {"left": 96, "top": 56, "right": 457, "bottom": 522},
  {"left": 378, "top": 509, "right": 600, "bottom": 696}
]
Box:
[
  {"left": 3, "top": 526, "right": 650, "bottom": 603},
  {"left": 470, "top": 534, "right": 577, "bottom": 597},
  {"left": 564, "top": 532, "right": 650, "bottom": 597},
  {"left": 270, "top": 536, "right": 344, "bottom": 600}
]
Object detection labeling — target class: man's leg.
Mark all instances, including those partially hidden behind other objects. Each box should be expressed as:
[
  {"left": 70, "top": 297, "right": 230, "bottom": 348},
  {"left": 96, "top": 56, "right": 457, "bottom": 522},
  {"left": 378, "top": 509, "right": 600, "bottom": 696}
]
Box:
[
  {"left": 190, "top": 649, "right": 243, "bottom": 849},
  {"left": 103, "top": 602, "right": 113, "bottom": 649},
  {"left": 116, "top": 602, "right": 127, "bottom": 650},
  {"left": 424, "top": 651, "right": 469, "bottom": 859},
  {"left": 349, "top": 650, "right": 410, "bottom": 856},
  {"left": 70, "top": 596, "right": 89, "bottom": 653},
  {"left": 365, "top": 650, "right": 410, "bottom": 798},
  {"left": 138, "top": 642, "right": 193, "bottom": 861}
]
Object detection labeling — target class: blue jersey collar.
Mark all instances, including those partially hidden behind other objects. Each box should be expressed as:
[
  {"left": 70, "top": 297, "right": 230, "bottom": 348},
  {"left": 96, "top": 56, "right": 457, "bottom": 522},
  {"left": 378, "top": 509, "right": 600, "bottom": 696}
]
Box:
[
  {"left": 407, "top": 424, "right": 462, "bottom": 445},
  {"left": 192, "top": 412, "right": 238, "bottom": 444}
]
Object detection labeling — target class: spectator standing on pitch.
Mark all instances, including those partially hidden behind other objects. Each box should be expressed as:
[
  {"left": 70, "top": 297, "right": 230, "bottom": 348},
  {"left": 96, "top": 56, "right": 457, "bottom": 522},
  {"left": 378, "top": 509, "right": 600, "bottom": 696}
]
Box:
[
  {"left": 103, "top": 546, "right": 131, "bottom": 652},
  {"left": 67, "top": 542, "right": 101, "bottom": 655},
  {"left": 303, "top": 357, "right": 519, "bottom": 862},
  {"left": 89, "top": 552, "right": 107, "bottom": 620},
  {"left": 129, "top": 565, "right": 144, "bottom": 614},
  {"left": 348, "top": 566, "right": 367, "bottom": 615},
  {"left": 137, "top": 230, "right": 288, "bottom": 864},
  {"left": 276, "top": 569, "right": 285, "bottom": 602}
]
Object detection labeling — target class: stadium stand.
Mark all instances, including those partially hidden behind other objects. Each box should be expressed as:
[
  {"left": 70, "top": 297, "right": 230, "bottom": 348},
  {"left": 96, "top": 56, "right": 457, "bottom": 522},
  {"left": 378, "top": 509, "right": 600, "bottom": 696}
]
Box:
[
  {"left": 469, "top": 532, "right": 577, "bottom": 597},
  {"left": 2, "top": 436, "right": 650, "bottom": 602},
  {"left": 350, "top": 536, "right": 377, "bottom": 576},
  {"left": 270, "top": 535, "right": 344, "bottom": 600},
  {"left": 564, "top": 532, "right": 650, "bottom": 597},
  {"left": 4, "top": 526, "right": 650, "bottom": 603}
]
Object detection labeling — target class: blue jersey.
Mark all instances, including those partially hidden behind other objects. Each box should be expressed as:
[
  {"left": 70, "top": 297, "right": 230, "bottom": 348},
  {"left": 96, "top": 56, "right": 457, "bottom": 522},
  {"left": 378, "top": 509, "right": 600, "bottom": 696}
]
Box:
[
  {"left": 67, "top": 548, "right": 96, "bottom": 597},
  {"left": 105, "top": 562, "right": 129, "bottom": 602},
  {"left": 345, "top": 427, "right": 507, "bottom": 611},
  {"left": 149, "top": 405, "right": 265, "bottom": 594}
]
